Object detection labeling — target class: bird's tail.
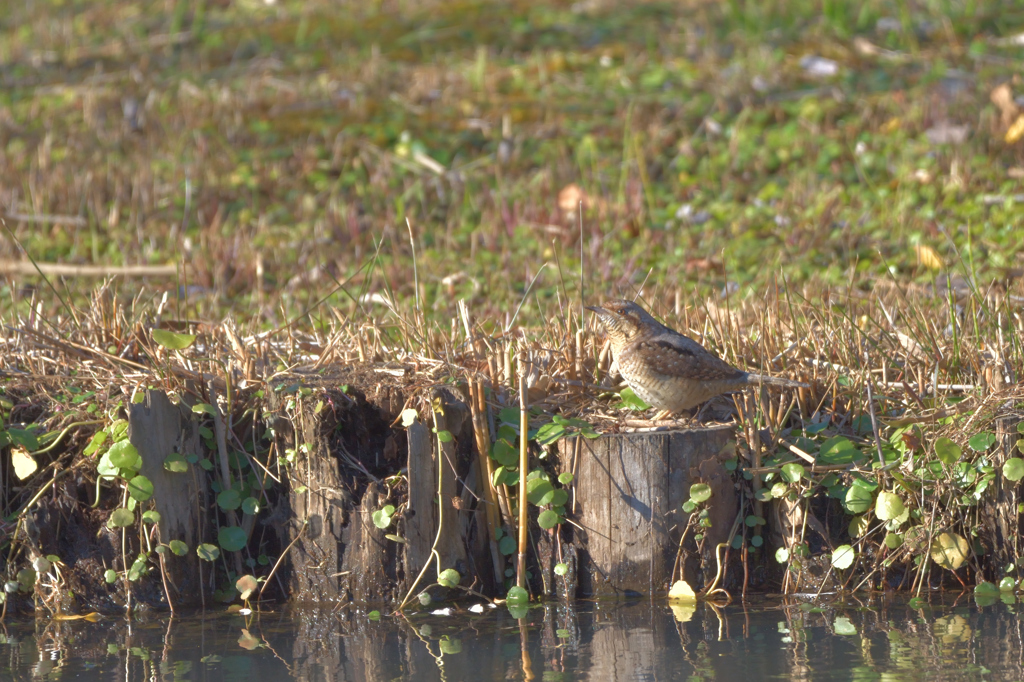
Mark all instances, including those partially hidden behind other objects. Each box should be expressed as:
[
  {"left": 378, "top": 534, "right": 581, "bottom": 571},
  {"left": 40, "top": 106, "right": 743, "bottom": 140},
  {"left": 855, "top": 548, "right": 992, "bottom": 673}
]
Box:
[{"left": 745, "top": 373, "right": 809, "bottom": 389}]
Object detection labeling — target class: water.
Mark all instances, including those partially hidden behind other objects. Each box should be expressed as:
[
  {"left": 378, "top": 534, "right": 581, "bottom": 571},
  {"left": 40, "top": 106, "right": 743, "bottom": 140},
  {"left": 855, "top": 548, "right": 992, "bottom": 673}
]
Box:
[{"left": 1, "top": 595, "right": 1021, "bottom": 681}]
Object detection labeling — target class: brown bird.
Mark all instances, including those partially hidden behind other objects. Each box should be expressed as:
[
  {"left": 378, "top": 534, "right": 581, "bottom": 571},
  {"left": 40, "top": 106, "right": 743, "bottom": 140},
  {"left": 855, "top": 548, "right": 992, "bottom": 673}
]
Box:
[{"left": 588, "top": 299, "right": 807, "bottom": 416}]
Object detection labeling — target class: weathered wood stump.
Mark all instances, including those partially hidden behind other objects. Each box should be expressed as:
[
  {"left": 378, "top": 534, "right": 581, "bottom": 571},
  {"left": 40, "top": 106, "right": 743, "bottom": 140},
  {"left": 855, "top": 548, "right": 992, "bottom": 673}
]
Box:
[
  {"left": 558, "top": 425, "right": 736, "bottom": 597},
  {"left": 128, "top": 390, "right": 208, "bottom": 605},
  {"left": 980, "top": 415, "right": 1023, "bottom": 578}
]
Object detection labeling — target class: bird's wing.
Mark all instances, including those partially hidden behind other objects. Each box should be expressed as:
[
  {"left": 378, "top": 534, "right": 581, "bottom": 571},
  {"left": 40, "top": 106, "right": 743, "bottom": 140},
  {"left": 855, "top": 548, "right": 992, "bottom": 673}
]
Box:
[{"left": 635, "top": 334, "right": 745, "bottom": 382}]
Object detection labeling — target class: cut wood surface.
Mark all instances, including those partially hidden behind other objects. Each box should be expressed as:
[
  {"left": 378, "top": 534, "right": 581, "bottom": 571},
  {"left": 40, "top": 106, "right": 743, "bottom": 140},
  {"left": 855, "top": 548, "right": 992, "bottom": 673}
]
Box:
[{"left": 559, "top": 425, "right": 736, "bottom": 597}]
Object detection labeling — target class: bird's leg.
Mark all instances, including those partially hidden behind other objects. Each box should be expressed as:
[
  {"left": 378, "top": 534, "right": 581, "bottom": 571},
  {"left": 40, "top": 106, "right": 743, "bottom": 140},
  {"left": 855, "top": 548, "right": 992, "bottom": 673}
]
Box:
[{"left": 651, "top": 408, "right": 673, "bottom": 421}]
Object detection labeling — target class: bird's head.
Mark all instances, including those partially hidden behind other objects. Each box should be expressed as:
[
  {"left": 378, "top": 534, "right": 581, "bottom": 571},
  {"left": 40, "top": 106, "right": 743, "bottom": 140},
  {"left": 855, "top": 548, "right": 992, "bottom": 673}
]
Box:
[{"left": 586, "top": 299, "right": 658, "bottom": 349}]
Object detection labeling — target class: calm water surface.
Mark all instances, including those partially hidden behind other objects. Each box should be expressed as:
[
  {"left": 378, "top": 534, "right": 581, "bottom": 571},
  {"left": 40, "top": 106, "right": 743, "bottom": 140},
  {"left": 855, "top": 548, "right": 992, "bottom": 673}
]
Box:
[{"left": 2, "top": 595, "right": 1021, "bottom": 681}]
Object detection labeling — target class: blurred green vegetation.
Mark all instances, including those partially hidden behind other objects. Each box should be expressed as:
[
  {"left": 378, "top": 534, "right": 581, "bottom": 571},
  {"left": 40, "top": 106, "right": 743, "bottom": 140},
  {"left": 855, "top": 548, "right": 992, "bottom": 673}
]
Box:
[{"left": 1, "top": 0, "right": 1023, "bottom": 327}]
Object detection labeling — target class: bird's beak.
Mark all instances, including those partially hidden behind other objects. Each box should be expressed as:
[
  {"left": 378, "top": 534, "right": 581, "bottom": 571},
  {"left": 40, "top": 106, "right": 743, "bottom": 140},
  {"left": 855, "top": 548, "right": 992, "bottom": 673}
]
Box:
[{"left": 584, "top": 305, "right": 605, "bottom": 314}]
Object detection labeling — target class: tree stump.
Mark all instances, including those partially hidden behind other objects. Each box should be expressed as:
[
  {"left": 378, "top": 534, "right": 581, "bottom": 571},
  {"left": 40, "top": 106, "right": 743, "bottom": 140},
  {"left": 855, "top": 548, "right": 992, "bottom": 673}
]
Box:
[
  {"left": 558, "top": 425, "right": 736, "bottom": 597},
  {"left": 980, "top": 415, "right": 1023, "bottom": 578},
  {"left": 128, "top": 390, "right": 208, "bottom": 605}
]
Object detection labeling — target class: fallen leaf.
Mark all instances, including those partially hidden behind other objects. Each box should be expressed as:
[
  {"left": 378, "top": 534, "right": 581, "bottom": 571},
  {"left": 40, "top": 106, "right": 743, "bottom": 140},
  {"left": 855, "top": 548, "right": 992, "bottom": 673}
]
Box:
[
  {"left": 915, "top": 244, "right": 944, "bottom": 270},
  {"left": 557, "top": 183, "right": 588, "bottom": 214},
  {"left": 1006, "top": 114, "right": 1024, "bottom": 144},
  {"left": 991, "top": 84, "right": 1019, "bottom": 128},
  {"left": 11, "top": 447, "right": 37, "bottom": 480}
]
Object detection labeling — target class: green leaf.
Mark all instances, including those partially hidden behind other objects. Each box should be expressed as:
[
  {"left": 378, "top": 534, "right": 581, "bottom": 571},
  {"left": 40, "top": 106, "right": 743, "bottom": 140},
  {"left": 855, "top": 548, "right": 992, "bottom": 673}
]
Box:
[
  {"left": 498, "top": 536, "right": 516, "bottom": 556},
  {"left": 491, "top": 439, "right": 518, "bottom": 467},
  {"left": 437, "top": 568, "right": 460, "bottom": 588},
  {"left": 537, "top": 509, "right": 562, "bottom": 529},
  {"left": 975, "top": 581, "right": 999, "bottom": 596},
  {"left": 6, "top": 427, "right": 39, "bottom": 451},
  {"left": 438, "top": 638, "right": 462, "bottom": 655},
  {"left": 831, "top": 545, "right": 856, "bottom": 570},
  {"left": 818, "top": 436, "right": 860, "bottom": 465},
  {"left": 108, "top": 508, "right": 135, "bottom": 528},
  {"left": 934, "top": 437, "right": 962, "bottom": 465},
  {"left": 848, "top": 514, "right": 871, "bottom": 537},
  {"left": 163, "top": 452, "right": 189, "bottom": 473},
  {"left": 83, "top": 430, "right": 108, "bottom": 456},
  {"left": 169, "top": 540, "right": 188, "bottom": 556},
  {"left": 128, "top": 475, "right": 154, "bottom": 502},
  {"left": 547, "top": 489, "right": 569, "bottom": 508},
  {"left": 554, "top": 563, "right": 568, "bottom": 576},
  {"left": 526, "top": 479, "right": 554, "bottom": 505},
  {"left": 191, "top": 403, "right": 215, "bottom": 417},
  {"left": 558, "top": 472, "right": 574, "bottom": 485},
  {"left": 436, "top": 429, "right": 454, "bottom": 443},
  {"left": 775, "top": 547, "right": 790, "bottom": 563},
  {"left": 242, "top": 497, "right": 260, "bottom": 515},
  {"left": 104, "top": 569, "right": 118, "bottom": 583},
  {"left": 781, "top": 463, "right": 805, "bottom": 483},
  {"left": 534, "top": 422, "right": 567, "bottom": 445},
  {"left": 107, "top": 440, "right": 141, "bottom": 472},
  {"left": 931, "top": 531, "right": 969, "bottom": 570},
  {"left": 141, "top": 510, "right": 161, "bottom": 524},
  {"left": 218, "top": 527, "right": 247, "bottom": 552},
  {"left": 750, "top": 535, "right": 763, "bottom": 547},
  {"left": 770, "top": 482, "right": 788, "bottom": 499},
  {"left": 1003, "top": 458, "right": 1024, "bottom": 482},
  {"left": 197, "top": 543, "right": 220, "bottom": 561},
  {"left": 506, "top": 585, "right": 529, "bottom": 605},
  {"left": 968, "top": 432, "right": 997, "bottom": 452},
  {"left": 372, "top": 509, "right": 392, "bottom": 529},
  {"left": 834, "top": 616, "right": 857, "bottom": 636},
  {"left": 367, "top": 610, "right": 381, "bottom": 621},
  {"left": 617, "top": 387, "right": 651, "bottom": 411},
  {"left": 844, "top": 485, "right": 874, "bottom": 514},
  {"left": 874, "top": 491, "right": 905, "bottom": 521},
  {"left": 217, "top": 489, "right": 242, "bottom": 511},
  {"left": 689, "top": 483, "right": 712, "bottom": 503},
  {"left": 884, "top": 532, "right": 903, "bottom": 549},
  {"left": 152, "top": 329, "right": 196, "bottom": 350}
]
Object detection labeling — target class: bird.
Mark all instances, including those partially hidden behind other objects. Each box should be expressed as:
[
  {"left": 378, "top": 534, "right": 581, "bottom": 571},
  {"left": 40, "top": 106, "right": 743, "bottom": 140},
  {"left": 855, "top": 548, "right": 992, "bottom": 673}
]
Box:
[{"left": 587, "top": 299, "right": 807, "bottom": 417}]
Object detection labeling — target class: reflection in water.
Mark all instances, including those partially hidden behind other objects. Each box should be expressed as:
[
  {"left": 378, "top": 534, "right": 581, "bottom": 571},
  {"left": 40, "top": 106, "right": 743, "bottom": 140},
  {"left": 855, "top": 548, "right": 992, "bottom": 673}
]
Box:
[{"left": 1, "top": 595, "right": 1022, "bottom": 680}]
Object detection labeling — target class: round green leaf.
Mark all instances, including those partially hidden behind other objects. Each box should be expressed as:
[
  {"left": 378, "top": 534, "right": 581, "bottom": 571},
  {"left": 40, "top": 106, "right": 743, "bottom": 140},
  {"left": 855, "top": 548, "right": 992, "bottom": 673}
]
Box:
[
  {"left": 107, "top": 440, "right": 141, "bottom": 472},
  {"left": 242, "top": 497, "right": 260, "bottom": 515},
  {"left": 437, "top": 568, "right": 460, "bottom": 588},
  {"left": 152, "top": 329, "right": 196, "bottom": 350},
  {"left": 218, "top": 526, "right": 247, "bottom": 552},
  {"left": 974, "top": 581, "right": 999, "bottom": 596},
  {"left": 558, "top": 472, "right": 574, "bottom": 485},
  {"left": 506, "top": 585, "right": 529, "bottom": 605},
  {"left": 537, "top": 509, "right": 562, "bottom": 529},
  {"left": 169, "top": 540, "right": 189, "bottom": 556},
  {"left": 141, "top": 510, "right": 161, "bottom": 524},
  {"left": 372, "top": 509, "right": 392, "bottom": 529},
  {"left": 498, "top": 535, "right": 516, "bottom": 556},
  {"left": 438, "top": 637, "right": 462, "bottom": 655},
  {"left": 775, "top": 547, "right": 790, "bottom": 563},
  {"left": 848, "top": 514, "right": 871, "bottom": 538},
  {"left": 884, "top": 532, "right": 903, "bottom": 549},
  {"left": 750, "top": 535, "right": 763, "bottom": 548},
  {"left": 104, "top": 569, "right": 118, "bottom": 584},
  {"left": 418, "top": 592, "right": 432, "bottom": 606},
  {"left": 968, "top": 432, "right": 997, "bottom": 452},
  {"left": 689, "top": 483, "right": 712, "bottom": 503},
  {"left": 930, "top": 532, "right": 969, "bottom": 571},
  {"left": 128, "top": 475, "right": 154, "bottom": 502},
  {"left": 831, "top": 545, "right": 856, "bottom": 570},
  {"left": 197, "top": 543, "right": 220, "bottom": 561},
  {"left": 108, "top": 508, "right": 135, "bottom": 528},
  {"left": 217, "top": 489, "right": 241, "bottom": 511},
  {"left": 554, "top": 562, "right": 568, "bottom": 576},
  {"left": 844, "top": 485, "right": 874, "bottom": 514},
  {"left": 781, "top": 463, "right": 805, "bottom": 483},
  {"left": 770, "top": 482, "right": 788, "bottom": 499},
  {"left": 934, "top": 437, "right": 962, "bottom": 465},
  {"left": 1003, "top": 458, "right": 1024, "bottom": 482},
  {"left": 999, "top": 576, "right": 1017, "bottom": 592},
  {"left": 163, "top": 452, "right": 189, "bottom": 473},
  {"left": 874, "top": 491, "right": 905, "bottom": 521}
]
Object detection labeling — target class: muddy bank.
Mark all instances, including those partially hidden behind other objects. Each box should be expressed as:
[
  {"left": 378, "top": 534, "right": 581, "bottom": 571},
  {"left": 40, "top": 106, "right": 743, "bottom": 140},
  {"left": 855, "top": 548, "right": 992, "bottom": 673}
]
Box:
[{"left": 1, "top": 362, "right": 1022, "bottom": 615}]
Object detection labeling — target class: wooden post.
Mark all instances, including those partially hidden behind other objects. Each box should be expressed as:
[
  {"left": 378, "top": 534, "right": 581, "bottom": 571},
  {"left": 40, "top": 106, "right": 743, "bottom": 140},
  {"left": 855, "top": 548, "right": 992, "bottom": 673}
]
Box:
[
  {"left": 558, "top": 425, "right": 735, "bottom": 597},
  {"left": 128, "top": 390, "right": 208, "bottom": 605},
  {"left": 980, "top": 415, "right": 1022, "bottom": 578}
]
